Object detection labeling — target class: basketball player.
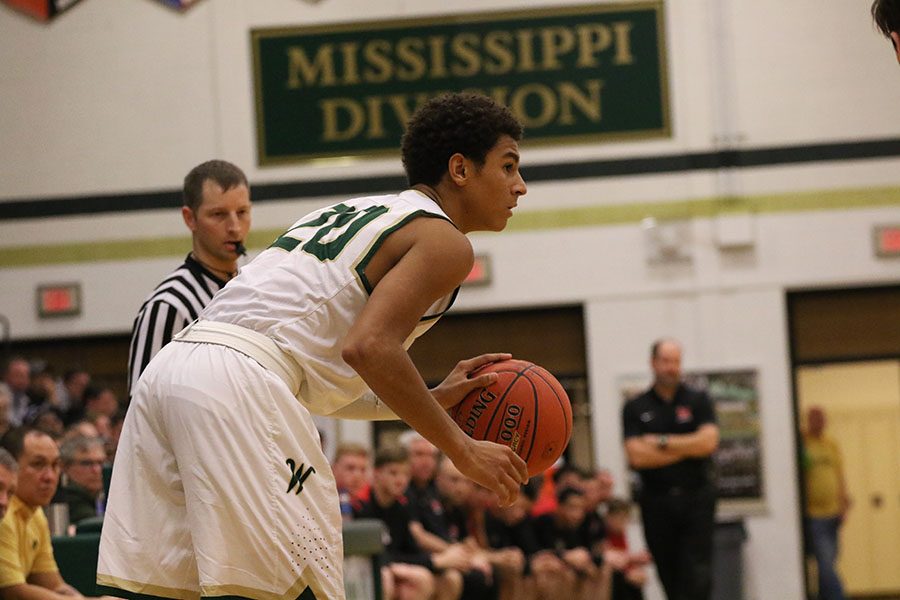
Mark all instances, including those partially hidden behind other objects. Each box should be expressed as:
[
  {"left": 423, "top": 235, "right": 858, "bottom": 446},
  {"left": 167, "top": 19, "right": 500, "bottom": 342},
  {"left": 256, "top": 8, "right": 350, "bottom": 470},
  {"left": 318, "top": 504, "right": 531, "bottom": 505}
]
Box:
[
  {"left": 872, "top": 0, "right": 900, "bottom": 62},
  {"left": 127, "top": 159, "right": 252, "bottom": 395},
  {"left": 98, "top": 93, "right": 529, "bottom": 600}
]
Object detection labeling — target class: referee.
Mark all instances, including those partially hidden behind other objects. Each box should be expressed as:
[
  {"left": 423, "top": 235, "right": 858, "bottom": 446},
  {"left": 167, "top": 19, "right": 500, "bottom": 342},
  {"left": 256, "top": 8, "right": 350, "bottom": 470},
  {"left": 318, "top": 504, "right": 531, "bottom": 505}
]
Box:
[
  {"left": 622, "top": 338, "right": 719, "bottom": 600},
  {"left": 127, "top": 160, "right": 252, "bottom": 395}
]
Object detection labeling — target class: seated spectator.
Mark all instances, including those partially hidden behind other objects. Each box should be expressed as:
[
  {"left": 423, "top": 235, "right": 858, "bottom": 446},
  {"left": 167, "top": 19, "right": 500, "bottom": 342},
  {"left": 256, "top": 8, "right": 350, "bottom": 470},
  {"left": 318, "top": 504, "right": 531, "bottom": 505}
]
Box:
[
  {"left": 532, "top": 462, "right": 586, "bottom": 517},
  {"left": 602, "top": 498, "right": 651, "bottom": 600},
  {"left": 26, "top": 408, "right": 65, "bottom": 442},
  {"left": 55, "top": 371, "right": 90, "bottom": 415},
  {"left": 580, "top": 470, "right": 611, "bottom": 571},
  {"left": 22, "top": 364, "right": 58, "bottom": 426},
  {"left": 53, "top": 436, "right": 106, "bottom": 525},
  {"left": 0, "top": 427, "right": 113, "bottom": 600},
  {"left": 61, "top": 421, "right": 100, "bottom": 444},
  {"left": 483, "top": 481, "right": 574, "bottom": 600},
  {"left": 85, "top": 388, "right": 118, "bottom": 421},
  {"left": 355, "top": 445, "right": 466, "bottom": 600},
  {"left": 105, "top": 410, "right": 126, "bottom": 465},
  {"left": 400, "top": 433, "right": 488, "bottom": 598},
  {"left": 0, "top": 385, "right": 14, "bottom": 440},
  {"left": 353, "top": 445, "right": 436, "bottom": 600},
  {"left": 400, "top": 432, "right": 440, "bottom": 522},
  {"left": 87, "top": 414, "right": 111, "bottom": 443},
  {"left": 331, "top": 443, "right": 372, "bottom": 518},
  {"left": 66, "top": 387, "right": 118, "bottom": 427},
  {"left": 440, "top": 463, "right": 527, "bottom": 600},
  {"left": 2, "top": 358, "right": 31, "bottom": 427},
  {"left": 583, "top": 468, "right": 615, "bottom": 517},
  {"left": 533, "top": 487, "right": 611, "bottom": 600},
  {"left": 411, "top": 457, "right": 495, "bottom": 600},
  {"left": 0, "top": 449, "right": 17, "bottom": 520}
]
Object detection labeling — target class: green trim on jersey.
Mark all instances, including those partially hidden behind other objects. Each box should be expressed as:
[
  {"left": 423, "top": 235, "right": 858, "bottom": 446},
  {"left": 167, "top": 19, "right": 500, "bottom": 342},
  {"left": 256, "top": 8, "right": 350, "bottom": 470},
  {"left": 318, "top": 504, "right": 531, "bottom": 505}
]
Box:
[
  {"left": 420, "top": 285, "right": 460, "bottom": 321},
  {"left": 354, "top": 210, "right": 454, "bottom": 296}
]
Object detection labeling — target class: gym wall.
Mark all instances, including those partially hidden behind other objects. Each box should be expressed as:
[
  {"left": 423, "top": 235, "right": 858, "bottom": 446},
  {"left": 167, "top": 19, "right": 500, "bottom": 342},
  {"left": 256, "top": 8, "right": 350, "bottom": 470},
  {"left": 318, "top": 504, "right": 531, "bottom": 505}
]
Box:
[{"left": 2, "top": 2, "right": 899, "bottom": 599}]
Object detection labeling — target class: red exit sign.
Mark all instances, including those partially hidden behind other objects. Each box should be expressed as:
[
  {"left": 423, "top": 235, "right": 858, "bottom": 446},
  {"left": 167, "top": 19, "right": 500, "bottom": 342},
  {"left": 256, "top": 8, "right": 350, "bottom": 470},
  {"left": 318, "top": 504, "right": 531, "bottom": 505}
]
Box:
[
  {"left": 36, "top": 284, "right": 81, "bottom": 318},
  {"left": 462, "top": 255, "right": 491, "bottom": 287},
  {"left": 874, "top": 225, "right": 900, "bottom": 257}
]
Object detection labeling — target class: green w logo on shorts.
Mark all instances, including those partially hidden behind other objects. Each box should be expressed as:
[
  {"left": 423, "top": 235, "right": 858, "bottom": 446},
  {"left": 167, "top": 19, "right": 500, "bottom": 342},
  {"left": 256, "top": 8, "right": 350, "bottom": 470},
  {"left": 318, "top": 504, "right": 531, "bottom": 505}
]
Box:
[{"left": 286, "top": 458, "right": 316, "bottom": 495}]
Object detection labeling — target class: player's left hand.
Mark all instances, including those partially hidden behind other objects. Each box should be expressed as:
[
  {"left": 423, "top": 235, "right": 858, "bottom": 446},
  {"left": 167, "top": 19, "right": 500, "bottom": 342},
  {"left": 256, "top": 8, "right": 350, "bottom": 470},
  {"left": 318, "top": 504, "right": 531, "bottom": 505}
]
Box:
[{"left": 431, "top": 352, "right": 512, "bottom": 410}]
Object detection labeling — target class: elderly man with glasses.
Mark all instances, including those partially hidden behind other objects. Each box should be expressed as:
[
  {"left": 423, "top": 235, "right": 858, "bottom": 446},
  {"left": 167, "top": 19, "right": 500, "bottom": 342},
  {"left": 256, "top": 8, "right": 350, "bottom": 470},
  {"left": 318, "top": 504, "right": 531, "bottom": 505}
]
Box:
[{"left": 53, "top": 436, "right": 106, "bottom": 526}]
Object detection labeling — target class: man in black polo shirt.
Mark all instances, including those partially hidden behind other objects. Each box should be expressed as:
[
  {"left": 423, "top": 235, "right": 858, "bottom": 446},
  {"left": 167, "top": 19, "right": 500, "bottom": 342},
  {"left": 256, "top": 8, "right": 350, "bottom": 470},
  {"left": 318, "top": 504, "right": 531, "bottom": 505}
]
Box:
[{"left": 622, "top": 339, "right": 719, "bottom": 600}]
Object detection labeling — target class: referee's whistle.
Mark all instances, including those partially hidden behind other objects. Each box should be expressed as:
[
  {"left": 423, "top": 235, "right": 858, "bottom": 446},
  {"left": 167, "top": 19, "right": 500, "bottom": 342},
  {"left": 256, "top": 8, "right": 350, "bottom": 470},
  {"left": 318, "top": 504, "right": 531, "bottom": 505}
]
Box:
[{"left": 234, "top": 242, "right": 247, "bottom": 256}]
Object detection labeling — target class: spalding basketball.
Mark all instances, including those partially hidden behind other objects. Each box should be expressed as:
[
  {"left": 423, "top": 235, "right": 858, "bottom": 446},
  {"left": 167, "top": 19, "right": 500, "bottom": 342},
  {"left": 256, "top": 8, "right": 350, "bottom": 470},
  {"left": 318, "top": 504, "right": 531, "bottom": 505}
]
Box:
[{"left": 450, "top": 359, "right": 573, "bottom": 477}]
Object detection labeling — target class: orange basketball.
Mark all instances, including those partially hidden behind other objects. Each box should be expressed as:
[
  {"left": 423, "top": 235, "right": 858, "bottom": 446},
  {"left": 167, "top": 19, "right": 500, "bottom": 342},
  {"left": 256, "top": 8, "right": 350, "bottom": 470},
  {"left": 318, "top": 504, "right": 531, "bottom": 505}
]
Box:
[{"left": 450, "top": 359, "right": 573, "bottom": 477}]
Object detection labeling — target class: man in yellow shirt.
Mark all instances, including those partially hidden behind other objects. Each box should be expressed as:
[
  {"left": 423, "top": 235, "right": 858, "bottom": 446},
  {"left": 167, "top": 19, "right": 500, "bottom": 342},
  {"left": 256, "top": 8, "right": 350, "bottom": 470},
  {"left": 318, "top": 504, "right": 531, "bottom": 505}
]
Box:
[
  {"left": 803, "top": 406, "right": 850, "bottom": 600},
  {"left": 0, "top": 427, "right": 114, "bottom": 600}
]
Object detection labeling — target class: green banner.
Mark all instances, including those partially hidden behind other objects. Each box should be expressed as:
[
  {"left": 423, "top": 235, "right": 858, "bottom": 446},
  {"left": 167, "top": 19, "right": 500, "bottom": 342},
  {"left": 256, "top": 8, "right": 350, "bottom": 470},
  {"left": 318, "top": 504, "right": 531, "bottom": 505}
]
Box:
[{"left": 252, "top": 2, "right": 669, "bottom": 164}]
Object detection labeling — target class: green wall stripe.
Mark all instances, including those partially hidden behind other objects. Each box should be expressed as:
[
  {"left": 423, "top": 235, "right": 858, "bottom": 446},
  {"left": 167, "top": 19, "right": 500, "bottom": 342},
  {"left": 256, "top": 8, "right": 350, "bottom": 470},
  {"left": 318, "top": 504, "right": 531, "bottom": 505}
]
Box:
[{"left": 2, "top": 186, "right": 899, "bottom": 268}]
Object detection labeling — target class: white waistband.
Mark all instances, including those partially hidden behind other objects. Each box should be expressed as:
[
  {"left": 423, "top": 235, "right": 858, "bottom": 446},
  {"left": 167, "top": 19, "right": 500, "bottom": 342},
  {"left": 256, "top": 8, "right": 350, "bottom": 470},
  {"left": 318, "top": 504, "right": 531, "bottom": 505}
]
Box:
[{"left": 172, "top": 320, "right": 302, "bottom": 396}]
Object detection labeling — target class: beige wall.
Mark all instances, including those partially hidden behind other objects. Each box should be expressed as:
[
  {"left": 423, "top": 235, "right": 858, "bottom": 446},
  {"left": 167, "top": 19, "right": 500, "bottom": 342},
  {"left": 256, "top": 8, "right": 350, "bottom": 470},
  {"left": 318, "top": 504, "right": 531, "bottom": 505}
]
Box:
[{"left": 2, "top": 2, "right": 900, "bottom": 598}]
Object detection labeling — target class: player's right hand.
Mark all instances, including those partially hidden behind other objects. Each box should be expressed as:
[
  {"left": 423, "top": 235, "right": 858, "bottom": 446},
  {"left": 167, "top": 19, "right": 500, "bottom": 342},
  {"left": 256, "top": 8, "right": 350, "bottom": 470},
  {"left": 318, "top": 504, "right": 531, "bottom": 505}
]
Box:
[
  {"left": 431, "top": 352, "right": 512, "bottom": 410},
  {"left": 453, "top": 438, "right": 528, "bottom": 506}
]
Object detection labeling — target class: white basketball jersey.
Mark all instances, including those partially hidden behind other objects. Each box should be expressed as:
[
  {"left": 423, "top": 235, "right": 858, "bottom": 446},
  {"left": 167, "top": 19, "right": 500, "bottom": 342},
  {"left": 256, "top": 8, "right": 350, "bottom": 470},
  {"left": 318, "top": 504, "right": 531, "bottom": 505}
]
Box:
[{"left": 202, "top": 189, "right": 459, "bottom": 415}]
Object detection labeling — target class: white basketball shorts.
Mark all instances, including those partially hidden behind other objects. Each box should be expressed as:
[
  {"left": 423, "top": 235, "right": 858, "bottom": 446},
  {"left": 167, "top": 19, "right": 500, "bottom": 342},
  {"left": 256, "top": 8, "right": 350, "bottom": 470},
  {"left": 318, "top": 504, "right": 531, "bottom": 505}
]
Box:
[{"left": 97, "top": 341, "right": 344, "bottom": 600}]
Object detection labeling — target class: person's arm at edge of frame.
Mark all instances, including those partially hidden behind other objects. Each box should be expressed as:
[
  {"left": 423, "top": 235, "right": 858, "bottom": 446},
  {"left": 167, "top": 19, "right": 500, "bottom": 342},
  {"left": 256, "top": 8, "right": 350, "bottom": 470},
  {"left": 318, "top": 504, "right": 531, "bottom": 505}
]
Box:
[
  {"left": 0, "top": 582, "right": 80, "bottom": 600},
  {"left": 1, "top": 574, "right": 117, "bottom": 600},
  {"left": 342, "top": 217, "right": 528, "bottom": 506}
]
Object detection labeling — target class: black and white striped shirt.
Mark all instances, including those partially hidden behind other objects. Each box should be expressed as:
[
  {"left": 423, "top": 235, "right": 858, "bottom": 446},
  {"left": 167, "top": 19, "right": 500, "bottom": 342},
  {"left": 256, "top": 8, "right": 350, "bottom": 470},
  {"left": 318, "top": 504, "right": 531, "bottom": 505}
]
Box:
[{"left": 127, "top": 254, "right": 227, "bottom": 394}]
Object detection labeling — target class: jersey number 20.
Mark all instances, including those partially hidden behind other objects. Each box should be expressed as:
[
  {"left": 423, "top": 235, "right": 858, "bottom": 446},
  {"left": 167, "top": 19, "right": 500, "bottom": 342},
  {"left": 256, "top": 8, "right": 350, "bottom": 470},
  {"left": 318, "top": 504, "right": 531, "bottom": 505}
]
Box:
[{"left": 270, "top": 203, "right": 388, "bottom": 260}]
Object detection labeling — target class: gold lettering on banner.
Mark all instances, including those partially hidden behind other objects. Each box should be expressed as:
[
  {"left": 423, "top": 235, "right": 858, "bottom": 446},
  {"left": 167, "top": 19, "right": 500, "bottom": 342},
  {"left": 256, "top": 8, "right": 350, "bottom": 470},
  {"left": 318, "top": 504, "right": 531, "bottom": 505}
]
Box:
[
  {"left": 612, "top": 21, "right": 635, "bottom": 65},
  {"left": 510, "top": 83, "right": 557, "bottom": 128},
  {"left": 515, "top": 29, "right": 537, "bottom": 73},
  {"left": 396, "top": 37, "right": 426, "bottom": 81},
  {"left": 323, "top": 93, "right": 435, "bottom": 142},
  {"left": 540, "top": 26, "right": 576, "bottom": 70},
  {"left": 386, "top": 93, "right": 427, "bottom": 132},
  {"left": 558, "top": 79, "right": 603, "bottom": 124},
  {"left": 427, "top": 35, "right": 449, "bottom": 78},
  {"left": 286, "top": 45, "right": 337, "bottom": 88},
  {"left": 363, "top": 39, "right": 393, "bottom": 83},
  {"left": 575, "top": 24, "right": 612, "bottom": 67},
  {"left": 340, "top": 42, "right": 361, "bottom": 85},
  {"left": 285, "top": 20, "right": 637, "bottom": 89},
  {"left": 321, "top": 97, "right": 365, "bottom": 141},
  {"left": 318, "top": 80, "right": 606, "bottom": 142},
  {"left": 451, "top": 33, "right": 482, "bottom": 77},
  {"left": 484, "top": 30, "right": 515, "bottom": 75},
  {"left": 365, "top": 96, "right": 385, "bottom": 139}
]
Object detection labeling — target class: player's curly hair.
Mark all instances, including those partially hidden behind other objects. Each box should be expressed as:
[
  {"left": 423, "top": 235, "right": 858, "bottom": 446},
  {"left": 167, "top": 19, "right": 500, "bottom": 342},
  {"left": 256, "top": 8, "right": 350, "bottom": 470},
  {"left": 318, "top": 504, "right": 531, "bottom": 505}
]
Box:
[
  {"left": 872, "top": 0, "right": 900, "bottom": 38},
  {"left": 401, "top": 92, "right": 523, "bottom": 187}
]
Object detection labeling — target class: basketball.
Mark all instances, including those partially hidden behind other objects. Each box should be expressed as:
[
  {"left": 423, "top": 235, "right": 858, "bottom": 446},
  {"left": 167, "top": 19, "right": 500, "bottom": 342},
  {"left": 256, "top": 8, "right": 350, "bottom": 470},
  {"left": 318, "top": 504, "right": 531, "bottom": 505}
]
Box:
[{"left": 450, "top": 359, "right": 573, "bottom": 477}]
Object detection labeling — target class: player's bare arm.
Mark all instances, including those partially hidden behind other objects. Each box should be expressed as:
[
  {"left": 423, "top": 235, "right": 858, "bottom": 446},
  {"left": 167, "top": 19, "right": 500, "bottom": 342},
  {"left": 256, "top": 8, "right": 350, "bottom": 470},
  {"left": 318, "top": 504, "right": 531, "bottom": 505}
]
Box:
[{"left": 343, "top": 217, "right": 528, "bottom": 503}]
